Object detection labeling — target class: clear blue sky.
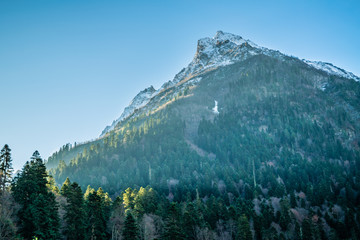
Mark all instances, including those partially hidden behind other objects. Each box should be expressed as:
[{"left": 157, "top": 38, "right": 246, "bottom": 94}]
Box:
[{"left": 1, "top": 0, "right": 359, "bottom": 171}]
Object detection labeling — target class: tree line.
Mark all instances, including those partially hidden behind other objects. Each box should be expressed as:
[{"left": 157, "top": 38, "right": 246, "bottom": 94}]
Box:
[{"left": 1, "top": 144, "right": 360, "bottom": 239}]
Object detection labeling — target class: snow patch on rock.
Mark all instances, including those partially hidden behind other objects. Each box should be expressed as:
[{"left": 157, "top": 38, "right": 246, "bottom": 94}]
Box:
[{"left": 320, "top": 82, "right": 328, "bottom": 91}]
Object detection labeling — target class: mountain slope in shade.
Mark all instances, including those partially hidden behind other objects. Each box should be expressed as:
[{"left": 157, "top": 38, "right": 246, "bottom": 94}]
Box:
[{"left": 98, "top": 31, "right": 359, "bottom": 138}]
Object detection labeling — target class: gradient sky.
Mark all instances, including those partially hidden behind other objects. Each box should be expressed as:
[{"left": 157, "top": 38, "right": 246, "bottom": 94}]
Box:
[{"left": 1, "top": 0, "right": 359, "bottom": 171}]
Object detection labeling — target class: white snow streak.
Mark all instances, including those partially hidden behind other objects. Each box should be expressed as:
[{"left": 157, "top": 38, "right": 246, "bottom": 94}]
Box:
[{"left": 212, "top": 100, "right": 219, "bottom": 114}]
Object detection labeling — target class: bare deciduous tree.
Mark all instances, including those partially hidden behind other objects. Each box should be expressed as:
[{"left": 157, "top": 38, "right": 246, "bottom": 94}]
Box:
[
  {"left": 139, "top": 214, "right": 163, "bottom": 240},
  {"left": 0, "top": 191, "right": 17, "bottom": 239},
  {"left": 109, "top": 202, "right": 125, "bottom": 240},
  {"left": 196, "top": 226, "right": 216, "bottom": 240}
]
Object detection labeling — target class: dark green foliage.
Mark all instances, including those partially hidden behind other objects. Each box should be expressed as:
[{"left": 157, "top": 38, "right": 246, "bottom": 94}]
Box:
[
  {"left": 279, "top": 198, "right": 290, "bottom": 231},
  {"left": 237, "top": 214, "right": 252, "bottom": 240},
  {"left": 183, "top": 203, "right": 198, "bottom": 240},
  {"left": 301, "top": 218, "right": 313, "bottom": 240},
  {"left": 253, "top": 215, "right": 263, "bottom": 240},
  {"left": 294, "top": 222, "right": 301, "bottom": 240},
  {"left": 122, "top": 211, "right": 139, "bottom": 240},
  {"left": 31, "top": 192, "right": 59, "bottom": 239},
  {"left": 290, "top": 191, "right": 297, "bottom": 208},
  {"left": 11, "top": 151, "right": 59, "bottom": 239},
  {"left": 61, "top": 179, "right": 86, "bottom": 240},
  {"left": 85, "top": 188, "right": 109, "bottom": 240},
  {"left": 162, "top": 203, "right": 185, "bottom": 240}
]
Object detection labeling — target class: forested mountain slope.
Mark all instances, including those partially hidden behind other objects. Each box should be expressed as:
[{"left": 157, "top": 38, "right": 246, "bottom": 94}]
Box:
[
  {"left": 49, "top": 50, "right": 360, "bottom": 196},
  {"left": 42, "top": 31, "right": 360, "bottom": 239},
  {"left": 44, "top": 32, "right": 360, "bottom": 238}
]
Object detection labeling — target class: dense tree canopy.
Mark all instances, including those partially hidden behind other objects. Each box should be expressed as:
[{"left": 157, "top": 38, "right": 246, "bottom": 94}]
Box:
[
  {"left": 3, "top": 54, "right": 360, "bottom": 239},
  {"left": 11, "top": 151, "right": 59, "bottom": 239}
]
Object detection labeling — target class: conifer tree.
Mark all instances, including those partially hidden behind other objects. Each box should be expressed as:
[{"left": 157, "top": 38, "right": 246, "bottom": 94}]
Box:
[
  {"left": 294, "top": 222, "right": 301, "bottom": 240},
  {"left": 183, "top": 203, "right": 197, "bottom": 240},
  {"left": 162, "top": 203, "right": 184, "bottom": 240},
  {"left": 237, "top": 214, "right": 252, "bottom": 240},
  {"left": 11, "top": 151, "right": 59, "bottom": 239},
  {"left": 98, "top": 187, "right": 112, "bottom": 226},
  {"left": 123, "top": 187, "right": 136, "bottom": 211},
  {"left": 0, "top": 144, "right": 13, "bottom": 193},
  {"left": 85, "top": 189, "right": 108, "bottom": 239},
  {"left": 84, "top": 185, "right": 95, "bottom": 201},
  {"left": 60, "top": 177, "right": 71, "bottom": 197},
  {"left": 301, "top": 218, "right": 313, "bottom": 240},
  {"left": 122, "top": 211, "right": 139, "bottom": 240},
  {"left": 279, "top": 198, "right": 290, "bottom": 231},
  {"left": 61, "top": 180, "right": 86, "bottom": 240}
]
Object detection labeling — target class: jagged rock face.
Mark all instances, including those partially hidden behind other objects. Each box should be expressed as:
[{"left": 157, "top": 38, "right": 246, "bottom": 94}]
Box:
[
  {"left": 100, "top": 30, "right": 359, "bottom": 137},
  {"left": 172, "top": 31, "right": 266, "bottom": 85}
]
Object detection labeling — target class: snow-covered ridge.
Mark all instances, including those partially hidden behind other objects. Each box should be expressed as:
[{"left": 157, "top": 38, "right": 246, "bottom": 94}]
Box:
[
  {"left": 100, "top": 31, "right": 359, "bottom": 137},
  {"left": 303, "top": 60, "right": 359, "bottom": 82},
  {"left": 172, "top": 31, "right": 275, "bottom": 84},
  {"left": 100, "top": 86, "right": 156, "bottom": 137}
]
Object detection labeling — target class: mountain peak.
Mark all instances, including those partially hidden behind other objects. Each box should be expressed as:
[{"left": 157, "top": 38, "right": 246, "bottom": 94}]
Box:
[
  {"left": 214, "top": 30, "right": 225, "bottom": 37},
  {"left": 100, "top": 31, "right": 359, "bottom": 137},
  {"left": 196, "top": 31, "right": 246, "bottom": 54},
  {"left": 140, "top": 85, "right": 156, "bottom": 94},
  {"left": 214, "top": 30, "right": 244, "bottom": 43}
]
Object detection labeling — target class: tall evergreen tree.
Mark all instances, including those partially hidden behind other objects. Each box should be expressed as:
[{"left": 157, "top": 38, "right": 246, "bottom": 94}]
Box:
[
  {"left": 11, "top": 151, "right": 60, "bottom": 239},
  {"left": 183, "top": 203, "right": 198, "bottom": 240},
  {"left": 237, "top": 214, "right": 252, "bottom": 240},
  {"left": 0, "top": 145, "right": 16, "bottom": 239},
  {"left": 162, "top": 203, "right": 184, "bottom": 240},
  {"left": 60, "top": 177, "right": 71, "bottom": 197},
  {"left": 84, "top": 185, "right": 95, "bottom": 201},
  {"left": 0, "top": 144, "right": 13, "bottom": 193},
  {"left": 122, "top": 211, "right": 139, "bottom": 240},
  {"left": 85, "top": 189, "right": 108, "bottom": 240},
  {"left": 301, "top": 218, "right": 313, "bottom": 240},
  {"left": 61, "top": 180, "right": 86, "bottom": 240}
]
